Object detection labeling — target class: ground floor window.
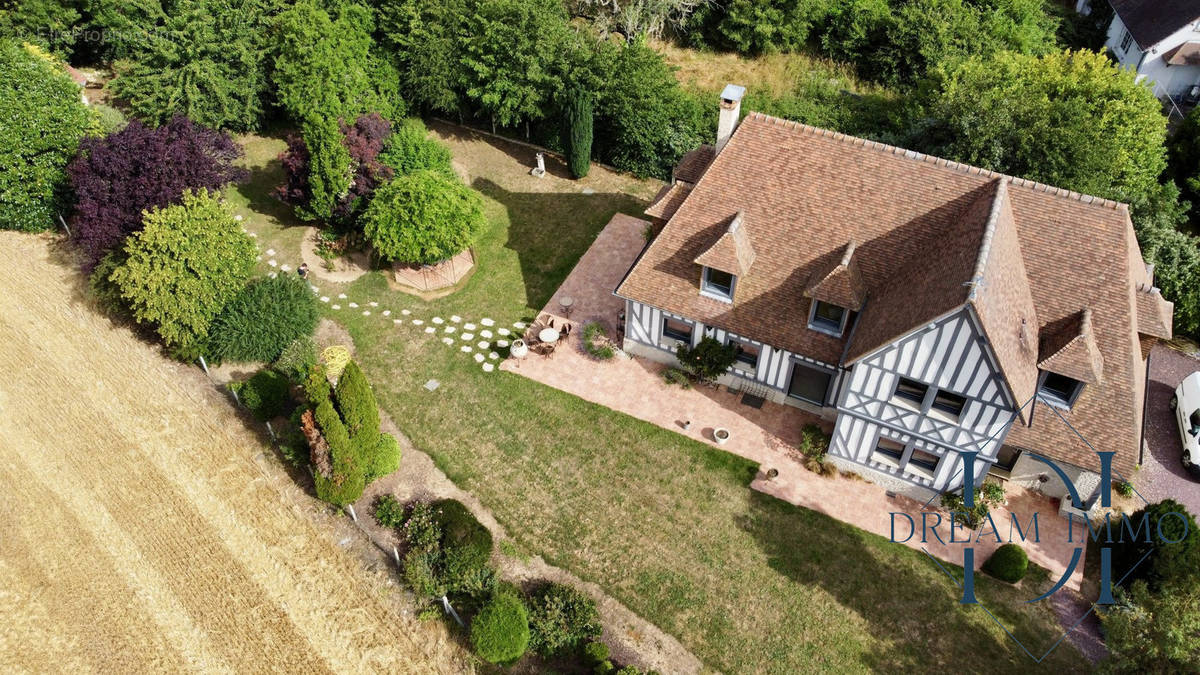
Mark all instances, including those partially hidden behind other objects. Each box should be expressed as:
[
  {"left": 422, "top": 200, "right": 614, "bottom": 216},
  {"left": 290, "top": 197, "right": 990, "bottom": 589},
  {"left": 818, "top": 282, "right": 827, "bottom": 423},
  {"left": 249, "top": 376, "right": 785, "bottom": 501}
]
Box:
[
  {"left": 993, "top": 445, "right": 1021, "bottom": 473},
  {"left": 867, "top": 430, "right": 947, "bottom": 481},
  {"left": 787, "top": 362, "right": 832, "bottom": 405},
  {"left": 728, "top": 337, "right": 759, "bottom": 372},
  {"left": 661, "top": 317, "right": 693, "bottom": 345}
]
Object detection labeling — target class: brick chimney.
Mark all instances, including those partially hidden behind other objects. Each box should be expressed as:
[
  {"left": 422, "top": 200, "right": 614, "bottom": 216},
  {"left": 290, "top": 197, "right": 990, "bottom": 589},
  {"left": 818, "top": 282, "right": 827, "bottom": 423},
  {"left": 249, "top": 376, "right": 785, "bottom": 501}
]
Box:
[{"left": 716, "top": 84, "right": 746, "bottom": 153}]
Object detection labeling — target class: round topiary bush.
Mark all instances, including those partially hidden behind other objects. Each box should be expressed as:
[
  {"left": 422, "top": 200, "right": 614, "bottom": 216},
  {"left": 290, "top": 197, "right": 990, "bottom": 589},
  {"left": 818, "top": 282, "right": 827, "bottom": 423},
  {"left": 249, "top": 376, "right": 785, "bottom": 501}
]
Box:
[
  {"left": 209, "top": 274, "right": 320, "bottom": 363},
  {"left": 231, "top": 369, "right": 291, "bottom": 422},
  {"left": 982, "top": 543, "right": 1029, "bottom": 583},
  {"left": 470, "top": 587, "right": 530, "bottom": 665},
  {"left": 362, "top": 170, "right": 486, "bottom": 265}
]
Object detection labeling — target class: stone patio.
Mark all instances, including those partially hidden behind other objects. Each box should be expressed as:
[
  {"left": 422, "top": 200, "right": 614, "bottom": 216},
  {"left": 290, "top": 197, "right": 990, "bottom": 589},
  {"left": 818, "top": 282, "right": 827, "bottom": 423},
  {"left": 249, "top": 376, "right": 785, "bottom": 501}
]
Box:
[{"left": 505, "top": 213, "right": 1085, "bottom": 591}]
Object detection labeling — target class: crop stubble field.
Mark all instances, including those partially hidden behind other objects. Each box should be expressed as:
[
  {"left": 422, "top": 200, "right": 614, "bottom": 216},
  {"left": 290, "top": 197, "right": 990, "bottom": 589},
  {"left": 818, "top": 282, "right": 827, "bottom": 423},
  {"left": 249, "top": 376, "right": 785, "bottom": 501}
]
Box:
[{"left": 0, "top": 232, "right": 470, "bottom": 673}]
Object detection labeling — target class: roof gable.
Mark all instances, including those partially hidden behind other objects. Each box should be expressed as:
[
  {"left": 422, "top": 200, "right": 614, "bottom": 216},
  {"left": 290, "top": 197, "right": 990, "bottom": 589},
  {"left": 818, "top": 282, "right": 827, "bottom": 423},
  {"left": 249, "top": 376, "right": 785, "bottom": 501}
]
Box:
[
  {"left": 1110, "top": 0, "right": 1200, "bottom": 49},
  {"left": 1037, "top": 309, "right": 1105, "bottom": 384},
  {"left": 694, "top": 211, "right": 756, "bottom": 277},
  {"left": 804, "top": 241, "right": 868, "bottom": 311}
]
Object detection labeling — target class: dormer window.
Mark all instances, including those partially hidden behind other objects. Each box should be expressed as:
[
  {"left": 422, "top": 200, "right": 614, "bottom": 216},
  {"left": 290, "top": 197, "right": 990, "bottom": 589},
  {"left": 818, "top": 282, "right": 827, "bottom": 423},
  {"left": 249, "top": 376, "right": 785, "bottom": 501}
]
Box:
[
  {"left": 701, "top": 267, "right": 735, "bottom": 302},
  {"left": 1039, "top": 372, "right": 1084, "bottom": 409},
  {"left": 809, "top": 300, "right": 848, "bottom": 337}
]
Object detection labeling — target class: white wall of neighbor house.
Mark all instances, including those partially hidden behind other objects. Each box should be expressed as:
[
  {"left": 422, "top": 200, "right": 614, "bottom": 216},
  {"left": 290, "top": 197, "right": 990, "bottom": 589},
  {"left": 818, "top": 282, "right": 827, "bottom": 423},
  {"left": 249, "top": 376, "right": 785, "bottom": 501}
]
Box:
[{"left": 1106, "top": 14, "right": 1200, "bottom": 98}]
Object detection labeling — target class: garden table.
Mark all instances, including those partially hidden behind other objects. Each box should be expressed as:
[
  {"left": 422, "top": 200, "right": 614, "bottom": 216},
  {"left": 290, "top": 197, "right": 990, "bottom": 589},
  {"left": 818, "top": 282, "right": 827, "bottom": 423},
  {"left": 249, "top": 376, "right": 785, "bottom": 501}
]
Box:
[{"left": 538, "top": 327, "right": 560, "bottom": 343}]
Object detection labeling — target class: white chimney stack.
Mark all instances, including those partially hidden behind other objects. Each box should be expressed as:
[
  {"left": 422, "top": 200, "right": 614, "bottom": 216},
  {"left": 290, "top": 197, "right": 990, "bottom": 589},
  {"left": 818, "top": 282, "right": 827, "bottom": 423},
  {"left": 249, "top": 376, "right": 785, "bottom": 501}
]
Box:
[{"left": 716, "top": 84, "right": 746, "bottom": 153}]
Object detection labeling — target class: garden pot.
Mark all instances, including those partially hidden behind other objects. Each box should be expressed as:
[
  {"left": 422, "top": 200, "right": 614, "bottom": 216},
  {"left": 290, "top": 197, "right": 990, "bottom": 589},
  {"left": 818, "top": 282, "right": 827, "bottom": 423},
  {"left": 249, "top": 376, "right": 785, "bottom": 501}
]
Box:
[
  {"left": 510, "top": 339, "right": 528, "bottom": 359},
  {"left": 714, "top": 428, "right": 730, "bottom": 445}
]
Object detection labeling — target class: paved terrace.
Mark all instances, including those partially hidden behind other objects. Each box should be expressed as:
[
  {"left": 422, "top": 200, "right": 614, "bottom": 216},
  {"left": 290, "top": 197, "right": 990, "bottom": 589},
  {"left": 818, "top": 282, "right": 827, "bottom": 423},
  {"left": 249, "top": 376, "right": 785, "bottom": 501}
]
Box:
[{"left": 503, "top": 213, "right": 1085, "bottom": 591}]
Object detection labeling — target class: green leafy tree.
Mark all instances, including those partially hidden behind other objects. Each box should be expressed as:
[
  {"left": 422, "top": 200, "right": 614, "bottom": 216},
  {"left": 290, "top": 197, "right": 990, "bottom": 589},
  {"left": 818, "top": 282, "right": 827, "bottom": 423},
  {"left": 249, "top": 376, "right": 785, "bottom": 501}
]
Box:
[
  {"left": 1110, "top": 499, "right": 1200, "bottom": 591},
  {"left": 74, "top": 0, "right": 170, "bottom": 61},
  {"left": 919, "top": 50, "right": 1168, "bottom": 209},
  {"left": 378, "top": 118, "right": 455, "bottom": 178},
  {"left": 0, "top": 0, "right": 82, "bottom": 55},
  {"left": 564, "top": 86, "right": 593, "bottom": 179},
  {"left": 108, "top": 189, "right": 256, "bottom": 357},
  {"left": 273, "top": 0, "right": 403, "bottom": 219},
  {"left": 362, "top": 170, "right": 486, "bottom": 264},
  {"left": 675, "top": 336, "right": 738, "bottom": 383},
  {"left": 592, "top": 37, "right": 712, "bottom": 179},
  {"left": 1168, "top": 106, "right": 1200, "bottom": 221},
  {"left": 1139, "top": 225, "right": 1200, "bottom": 338},
  {"left": 209, "top": 274, "right": 320, "bottom": 363},
  {"left": 460, "top": 0, "right": 571, "bottom": 129},
  {"left": 110, "top": 0, "right": 277, "bottom": 131},
  {"left": 1100, "top": 580, "right": 1200, "bottom": 672},
  {"left": 0, "top": 40, "right": 91, "bottom": 231},
  {"left": 377, "top": 0, "right": 471, "bottom": 115},
  {"left": 527, "top": 582, "right": 602, "bottom": 656}
]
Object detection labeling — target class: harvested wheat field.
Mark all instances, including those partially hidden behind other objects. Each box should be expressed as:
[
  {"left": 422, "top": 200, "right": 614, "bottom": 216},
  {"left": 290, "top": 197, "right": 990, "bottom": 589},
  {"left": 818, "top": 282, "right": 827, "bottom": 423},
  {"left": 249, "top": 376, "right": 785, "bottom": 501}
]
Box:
[{"left": 0, "top": 232, "right": 471, "bottom": 674}]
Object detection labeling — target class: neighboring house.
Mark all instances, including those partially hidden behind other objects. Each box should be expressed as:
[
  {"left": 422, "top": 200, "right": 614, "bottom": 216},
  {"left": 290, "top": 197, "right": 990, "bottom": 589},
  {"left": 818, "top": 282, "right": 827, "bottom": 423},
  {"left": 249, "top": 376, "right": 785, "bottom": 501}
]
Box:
[
  {"left": 1101, "top": 0, "right": 1200, "bottom": 102},
  {"left": 615, "top": 86, "right": 1175, "bottom": 506}
]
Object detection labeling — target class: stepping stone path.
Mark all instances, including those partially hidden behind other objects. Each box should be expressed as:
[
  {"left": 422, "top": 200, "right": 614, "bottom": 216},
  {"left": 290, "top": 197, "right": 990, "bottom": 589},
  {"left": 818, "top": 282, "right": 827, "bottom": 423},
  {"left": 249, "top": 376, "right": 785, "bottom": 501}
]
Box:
[
  {"left": 268, "top": 260, "right": 278, "bottom": 267},
  {"left": 477, "top": 341, "right": 489, "bottom": 350},
  {"left": 425, "top": 327, "right": 436, "bottom": 333},
  {"left": 320, "top": 297, "right": 329, "bottom": 303},
  {"left": 362, "top": 311, "right": 371, "bottom": 316},
  {"left": 393, "top": 319, "right": 403, "bottom": 324},
  {"left": 497, "top": 340, "right": 509, "bottom": 348},
  {"left": 268, "top": 272, "right": 277, "bottom": 278},
  {"left": 464, "top": 323, "right": 476, "bottom": 331},
  {"left": 331, "top": 305, "right": 341, "bottom": 310},
  {"left": 412, "top": 319, "right": 424, "bottom": 325},
  {"left": 461, "top": 333, "right": 474, "bottom": 341},
  {"left": 474, "top": 353, "right": 485, "bottom": 363},
  {"left": 369, "top": 301, "right": 378, "bottom": 307},
  {"left": 256, "top": 255, "right": 262, "bottom": 261},
  {"left": 460, "top": 345, "right": 472, "bottom": 353},
  {"left": 481, "top": 318, "right": 494, "bottom": 326},
  {"left": 281, "top": 264, "right": 291, "bottom": 272},
  {"left": 450, "top": 315, "right": 462, "bottom": 323},
  {"left": 424, "top": 379, "right": 440, "bottom": 391},
  {"left": 338, "top": 293, "right": 348, "bottom": 299},
  {"left": 236, "top": 214, "right": 244, "bottom": 221},
  {"left": 401, "top": 309, "right": 411, "bottom": 315},
  {"left": 442, "top": 337, "right": 454, "bottom": 345},
  {"left": 348, "top": 302, "right": 358, "bottom": 308},
  {"left": 266, "top": 249, "right": 275, "bottom": 256},
  {"left": 480, "top": 330, "right": 493, "bottom": 339},
  {"left": 432, "top": 317, "right": 444, "bottom": 324},
  {"left": 382, "top": 310, "right": 390, "bottom": 316},
  {"left": 482, "top": 363, "right": 494, "bottom": 372},
  {"left": 498, "top": 328, "right": 510, "bottom": 336},
  {"left": 444, "top": 326, "right": 456, "bottom": 333},
  {"left": 513, "top": 322, "right": 525, "bottom": 329},
  {"left": 489, "top": 352, "right": 499, "bottom": 360}
]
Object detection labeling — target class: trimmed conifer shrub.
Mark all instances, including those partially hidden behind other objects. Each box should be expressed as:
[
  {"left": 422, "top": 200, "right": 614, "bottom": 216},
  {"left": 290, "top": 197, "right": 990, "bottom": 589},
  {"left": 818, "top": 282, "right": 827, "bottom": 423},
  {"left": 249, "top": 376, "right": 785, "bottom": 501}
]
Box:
[
  {"left": 982, "top": 543, "right": 1029, "bottom": 583},
  {"left": 564, "top": 87, "right": 593, "bottom": 179},
  {"left": 209, "top": 274, "right": 320, "bottom": 363},
  {"left": 471, "top": 586, "right": 530, "bottom": 665},
  {"left": 311, "top": 398, "right": 366, "bottom": 505},
  {"left": 334, "top": 361, "right": 381, "bottom": 438}
]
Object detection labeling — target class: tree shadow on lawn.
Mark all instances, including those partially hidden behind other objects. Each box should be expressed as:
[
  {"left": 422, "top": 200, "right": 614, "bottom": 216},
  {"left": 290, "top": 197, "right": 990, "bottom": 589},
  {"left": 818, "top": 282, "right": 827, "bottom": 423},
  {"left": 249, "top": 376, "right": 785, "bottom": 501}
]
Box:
[
  {"left": 471, "top": 178, "right": 649, "bottom": 310},
  {"left": 233, "top": 156, "right": 309, "bottom": 228},
  {"left": 740, "top": 489, "right": 1083, "bottom": 672}
]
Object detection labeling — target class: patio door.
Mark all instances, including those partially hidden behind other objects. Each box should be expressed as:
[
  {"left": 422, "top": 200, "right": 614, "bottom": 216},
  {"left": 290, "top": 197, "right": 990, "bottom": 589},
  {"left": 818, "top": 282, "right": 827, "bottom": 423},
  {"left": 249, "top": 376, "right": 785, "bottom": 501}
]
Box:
[{"left": 787, "top": 362, "right": 832, "bottom": 406}]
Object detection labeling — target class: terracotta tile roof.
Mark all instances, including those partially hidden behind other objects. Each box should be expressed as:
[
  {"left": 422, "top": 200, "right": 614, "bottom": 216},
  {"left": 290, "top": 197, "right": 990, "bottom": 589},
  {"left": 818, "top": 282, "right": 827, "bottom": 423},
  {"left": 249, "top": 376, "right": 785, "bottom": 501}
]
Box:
[
  {"left": 694, "top": 211, "right": 755, "bottom": 277},
  {"left": 1038, "top": 310, "right": 1105, "bottom": 385},
  {"left": 645, "top": 182, "right": 692, "bottom": 220},
  {"left": 804, "top": 241, "right": 867, "bottom": 311},
  {"left": 615, "top": 112, "right": 1167, "bottom": 475},
  {"left": 1164, "top": 41, "right": 1200, "bottom": 65},
  {"left": 674, "top": 145, "right": 715, "bottom": 184},
  {"left": 1135, "top": 286, "right": 1174, "bottom": 339},
  {"left": 1110, "top": 0, "right": 1200, "bottom": 49}
]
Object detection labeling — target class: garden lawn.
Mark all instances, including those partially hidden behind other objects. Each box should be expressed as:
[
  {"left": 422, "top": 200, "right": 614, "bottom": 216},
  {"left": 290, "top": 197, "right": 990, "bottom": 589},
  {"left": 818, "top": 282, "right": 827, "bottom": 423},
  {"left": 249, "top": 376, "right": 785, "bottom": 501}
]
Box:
[
  {"left": 236, "top": 124, "right": 1085, "bottom": 672},
  {"left": 225, "top": 133, "right": 310, "bottom": 277}
]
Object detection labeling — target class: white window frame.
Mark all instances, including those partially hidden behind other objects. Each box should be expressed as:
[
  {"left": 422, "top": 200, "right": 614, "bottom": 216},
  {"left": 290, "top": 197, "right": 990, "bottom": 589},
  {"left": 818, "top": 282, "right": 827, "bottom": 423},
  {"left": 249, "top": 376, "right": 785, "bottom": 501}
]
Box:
[
  {"left": 891, "top": 377, "right": 969, "bottom": 424},
  {"left": 869, "top": 430, "right": 947, "bottom": 483},
  {"left": 700, "top": 267, "right": 735, "bottom": 303},
  {"left": 808, "top": 300, "right": 849, "bottom": 337},
  {"left": 726, "top": 335, "right": 760, "bottom": 374},
  {"left": 1120, "top": 30, "right": 1133, "bottom": 54},
  {"left": 660, "top": 316, "right": 694, "bottom": 349}
]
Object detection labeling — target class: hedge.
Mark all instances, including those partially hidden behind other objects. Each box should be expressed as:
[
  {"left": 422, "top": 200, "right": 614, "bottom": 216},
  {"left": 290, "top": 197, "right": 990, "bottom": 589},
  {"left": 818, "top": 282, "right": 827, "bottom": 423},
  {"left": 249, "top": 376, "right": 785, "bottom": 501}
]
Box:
[
  {"left": 230, "top": 369, "right": 290, "bottom": 422},
  {"left": 209, "top": 274, "right": 320, "bottom": 363},
  {"left": 434, "top": 499, "right": 494, "bottom": 587}
]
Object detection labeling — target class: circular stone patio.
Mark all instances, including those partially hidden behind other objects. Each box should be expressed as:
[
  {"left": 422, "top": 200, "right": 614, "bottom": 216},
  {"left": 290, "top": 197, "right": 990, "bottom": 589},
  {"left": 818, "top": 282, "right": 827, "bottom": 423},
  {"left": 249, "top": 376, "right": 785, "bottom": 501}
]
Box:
[{"left": 390, "top": 248, "right": 475, "bottom": 297}]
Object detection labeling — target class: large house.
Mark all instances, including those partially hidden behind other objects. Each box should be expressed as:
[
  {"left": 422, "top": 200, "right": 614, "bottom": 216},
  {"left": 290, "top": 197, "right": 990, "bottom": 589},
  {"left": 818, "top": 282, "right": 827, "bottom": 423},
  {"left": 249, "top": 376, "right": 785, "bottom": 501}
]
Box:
[
  {"left": 1096, "top": 0, "right": 1200, "bottom": 103},
  {"left": 615, "top": 86, "right": 1175, "bottom": 506}
]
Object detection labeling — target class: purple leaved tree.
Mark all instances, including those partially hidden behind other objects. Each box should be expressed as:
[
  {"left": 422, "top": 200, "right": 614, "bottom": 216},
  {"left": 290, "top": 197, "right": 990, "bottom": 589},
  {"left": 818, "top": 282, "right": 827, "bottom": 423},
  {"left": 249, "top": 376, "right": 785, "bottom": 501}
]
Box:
[{"left": 69, "top": 116, "right": 247, "bottom": 269}]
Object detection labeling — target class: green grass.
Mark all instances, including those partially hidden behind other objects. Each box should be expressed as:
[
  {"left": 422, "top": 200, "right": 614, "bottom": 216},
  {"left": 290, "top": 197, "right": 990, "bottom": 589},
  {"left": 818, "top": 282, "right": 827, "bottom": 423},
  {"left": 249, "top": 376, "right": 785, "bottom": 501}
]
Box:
[{"left": 234, "top": 125, "right": 1085, "bottom": 673}]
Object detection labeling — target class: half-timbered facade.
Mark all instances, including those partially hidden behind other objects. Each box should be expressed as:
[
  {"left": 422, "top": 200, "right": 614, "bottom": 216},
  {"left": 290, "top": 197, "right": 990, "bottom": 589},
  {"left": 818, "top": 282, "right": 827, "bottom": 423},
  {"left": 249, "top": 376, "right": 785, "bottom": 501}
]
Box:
[{"left": 615, "top": 86, "right": 1175, "bottom": 503}]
